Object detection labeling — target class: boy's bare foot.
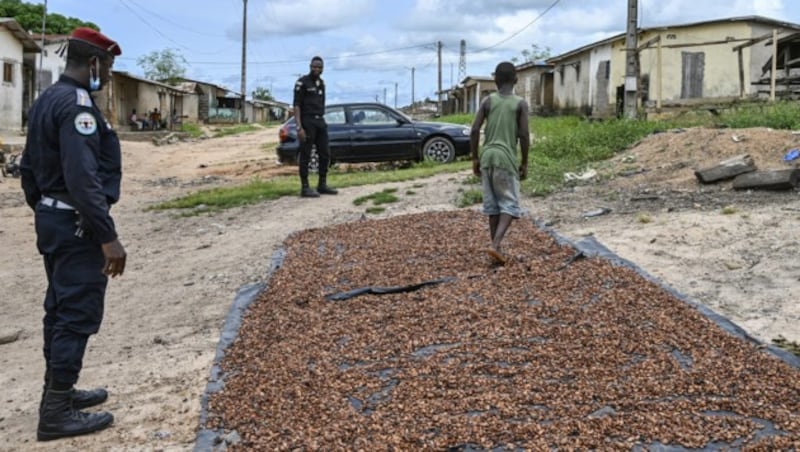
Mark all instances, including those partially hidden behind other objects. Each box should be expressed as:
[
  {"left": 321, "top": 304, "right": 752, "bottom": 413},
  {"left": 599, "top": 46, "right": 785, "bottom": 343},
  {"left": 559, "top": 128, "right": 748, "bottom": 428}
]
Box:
[{"left": 485, "top": 248, "right": 508, "bottom": 265}]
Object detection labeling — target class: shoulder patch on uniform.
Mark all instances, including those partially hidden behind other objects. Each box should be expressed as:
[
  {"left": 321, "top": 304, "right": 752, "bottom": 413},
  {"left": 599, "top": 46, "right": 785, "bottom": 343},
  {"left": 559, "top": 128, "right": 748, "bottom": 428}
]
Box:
[
  {"left": 75, "top": 88, "right": 92, "bottom": 107},
  {"left": 74, "top": 112, "right": 98, "bottom": 135}
]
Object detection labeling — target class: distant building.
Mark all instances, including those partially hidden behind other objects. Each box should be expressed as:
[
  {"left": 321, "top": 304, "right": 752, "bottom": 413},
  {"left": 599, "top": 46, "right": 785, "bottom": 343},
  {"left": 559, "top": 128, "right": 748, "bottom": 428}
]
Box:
[
  {"left": 547, "top": 15, "right": 800, "bottom": 117},
  {"left": 0, "top": 18, "right": 40, "bottom": 131}
]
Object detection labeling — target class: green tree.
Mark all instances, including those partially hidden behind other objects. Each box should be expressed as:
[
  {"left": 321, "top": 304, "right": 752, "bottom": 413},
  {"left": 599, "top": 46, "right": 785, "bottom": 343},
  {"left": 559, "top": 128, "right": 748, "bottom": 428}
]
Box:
[
  {"left": 137, "top": 48, "right": 188, "bottom": 85},
  {"left": 251, "top": 86, "right": 274, "bottom": 101},
  {"left": 510, "top": 44, "right": 552, "bottom": 64},
  {"left": 0, "top": 0, "right": 98, "bottom": 33}
]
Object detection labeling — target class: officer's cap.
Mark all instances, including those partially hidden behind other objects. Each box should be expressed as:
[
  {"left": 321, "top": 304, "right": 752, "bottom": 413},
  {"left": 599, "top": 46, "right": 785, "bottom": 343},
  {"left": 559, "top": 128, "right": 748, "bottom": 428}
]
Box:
[{"left": 69, "top": 27, "right": 122, "bottom": 56}]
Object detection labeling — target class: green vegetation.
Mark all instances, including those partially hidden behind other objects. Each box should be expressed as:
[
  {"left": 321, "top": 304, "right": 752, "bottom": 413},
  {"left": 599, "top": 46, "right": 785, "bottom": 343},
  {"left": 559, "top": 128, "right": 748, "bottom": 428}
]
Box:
[
  {"left": 155, "top": 101, "right": 800, "bottom": 214},
  {"left": 365, "top": 206, "right": 387, "bottom": 215},
  {"left": 137, "top": 49, "right": 188, "bottom": 86},
  {"left": 716, "top": 101, "right": 800, "bottom": 130},
  {"left": 773, "top": 335, "right": 800, "bottom": 357},
  {"left": 213, "top": 124, "right": 261, "bottom": 138},
  {"left": 354, "top": 188, "right": 400, "bottom": 206},
  {"left": 181, "top": 122, "right": 204, "bottom": 139},
  {"left": 457, "top": 188, "right": 483, "bottom": 208},
  {"left": 721, "top": 205, "right": 738, "bottom": 215},
  {"left": 152, "top": 163, "right": 467, "bottom": 214},
  {"left": 1, "top": 0, "right": 98, "bottom": 33}
]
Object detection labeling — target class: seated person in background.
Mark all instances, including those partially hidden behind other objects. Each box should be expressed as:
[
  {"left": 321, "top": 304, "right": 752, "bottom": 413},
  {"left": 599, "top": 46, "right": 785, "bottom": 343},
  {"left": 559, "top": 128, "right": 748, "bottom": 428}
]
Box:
[
  {"left": 170, "top": 109, "right": 181, "bottom": 130},
  {"left": 129, "top": 109, "right": 143, "bottom": 130},
  {"left": 150, "top": 108, "right": 162, "bottom": 130}
]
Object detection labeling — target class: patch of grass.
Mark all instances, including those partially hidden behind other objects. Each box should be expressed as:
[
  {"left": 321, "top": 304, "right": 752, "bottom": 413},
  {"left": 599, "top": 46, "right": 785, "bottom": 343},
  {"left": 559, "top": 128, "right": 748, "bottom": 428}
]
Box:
[
  {"left": 365, "top": 206, "right": 386, "bottom": 214},
  {"left": 721, "top": 205, "right": 738, "bottom": 215},
  {"left": 457, "top": 188, "right": 483, "bottom": 208},
  {"left": 213, "top": 124, "right": 261, "bottom": 138},
  {"left": 462, "top": 174, "right": 480, "bottom": 185},
  {"left": 717, "top": 101, "right": 800, "bottom": 130},
  {"left": 405, "top": 190, "right": 417, "bottom": 195},
  {"left": 181, "top": 122, "right": 204, "bottom": 138},
  {"left": 524, "top": 116, "right": 676, "bottom": 196},
  {"left": 636, "top": 212, "right": 653, "bottom": 224},
  {"left": 772, "top": 335, "right": 800, "bottom": 356},
  {"left": 153, "top": 160, "right": 468, "bottom": 214},
  {"left": 433, "top": 113, "right": 473, "bottom": 126},
  {"left": 354, "top": 188, "right": 399, "bottom": 206}
]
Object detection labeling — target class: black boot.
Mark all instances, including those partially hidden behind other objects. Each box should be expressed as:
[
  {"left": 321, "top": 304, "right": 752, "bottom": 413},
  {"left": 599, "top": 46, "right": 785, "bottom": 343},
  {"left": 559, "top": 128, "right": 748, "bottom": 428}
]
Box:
[
  {"left": 37, "top": 388, "right": 114, "bottom": 441},
  {"left": 301, "top": 186, "right": 320, "bottom": 197},
  {"left": 41, "top": 372, "right": 109, "bottom": 413},
  {"left": 317, "top": 176, "right": 338, "bottom": 195},
  {"left": 40, "top": 386, "right": 108, "bottom": 412}
]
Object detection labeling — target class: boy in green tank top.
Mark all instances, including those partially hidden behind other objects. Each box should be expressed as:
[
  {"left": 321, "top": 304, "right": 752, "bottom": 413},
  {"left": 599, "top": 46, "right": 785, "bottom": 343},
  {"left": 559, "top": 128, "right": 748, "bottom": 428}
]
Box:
[{"left": 469, "top": 61, "right": 530, "bottom": 265}]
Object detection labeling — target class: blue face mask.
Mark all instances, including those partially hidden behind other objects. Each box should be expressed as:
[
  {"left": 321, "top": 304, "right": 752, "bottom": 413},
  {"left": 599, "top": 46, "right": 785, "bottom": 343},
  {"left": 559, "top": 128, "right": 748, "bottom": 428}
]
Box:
[{"left": 89, "top": 59, "right": 101, "bottom": 91}]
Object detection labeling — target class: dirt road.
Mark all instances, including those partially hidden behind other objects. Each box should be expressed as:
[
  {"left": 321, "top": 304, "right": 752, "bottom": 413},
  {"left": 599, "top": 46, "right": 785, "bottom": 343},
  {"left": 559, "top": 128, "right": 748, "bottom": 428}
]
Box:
[{"left": 0, "top": 124, "right": 797, "bottom": 450}]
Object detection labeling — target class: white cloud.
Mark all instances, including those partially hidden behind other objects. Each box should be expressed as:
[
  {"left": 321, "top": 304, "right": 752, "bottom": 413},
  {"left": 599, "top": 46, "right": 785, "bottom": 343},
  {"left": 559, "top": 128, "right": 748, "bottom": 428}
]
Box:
[{"left": 247, "top": 0, "right": 376, "bottom": 37}]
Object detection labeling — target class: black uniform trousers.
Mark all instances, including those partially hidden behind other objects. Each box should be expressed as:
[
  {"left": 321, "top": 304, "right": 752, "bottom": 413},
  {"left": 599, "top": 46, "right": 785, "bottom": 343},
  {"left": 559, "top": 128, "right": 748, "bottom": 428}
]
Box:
[
  {"left": 298, "top": 116, "right": 331, "bottom": 183},
  {"left": 35, "top": 203, "right": 107, "bottom": 386}
]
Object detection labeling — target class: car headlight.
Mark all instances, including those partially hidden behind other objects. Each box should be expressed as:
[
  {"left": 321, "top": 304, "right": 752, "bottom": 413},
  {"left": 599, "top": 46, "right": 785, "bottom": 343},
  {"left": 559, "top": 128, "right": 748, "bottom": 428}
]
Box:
[{"left": 460, "top": 127, "right": 470, "bottom": 136}]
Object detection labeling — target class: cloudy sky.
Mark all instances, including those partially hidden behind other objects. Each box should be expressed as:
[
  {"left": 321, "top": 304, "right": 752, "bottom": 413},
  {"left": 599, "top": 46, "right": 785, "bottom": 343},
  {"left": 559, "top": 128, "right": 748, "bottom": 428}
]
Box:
[{"left": 45, "top": 0, "right": 796, "bottom": 107}]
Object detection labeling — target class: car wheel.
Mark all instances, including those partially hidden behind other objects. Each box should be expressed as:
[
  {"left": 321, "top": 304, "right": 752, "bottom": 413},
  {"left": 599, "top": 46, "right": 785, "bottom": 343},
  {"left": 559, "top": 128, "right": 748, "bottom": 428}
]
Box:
[{"left": 422, "top": 136, "right": 455, "bottom": 163}]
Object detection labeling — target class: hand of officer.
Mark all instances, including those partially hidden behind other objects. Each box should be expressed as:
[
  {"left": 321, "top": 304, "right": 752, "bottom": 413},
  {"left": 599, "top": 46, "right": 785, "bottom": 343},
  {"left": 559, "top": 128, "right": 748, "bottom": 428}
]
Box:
[
  {"left": 297, "top": 128, "right": 307, "bottom": 142},
  {"left": 101, "top": 239, "right": 127, "bottom": 277}
]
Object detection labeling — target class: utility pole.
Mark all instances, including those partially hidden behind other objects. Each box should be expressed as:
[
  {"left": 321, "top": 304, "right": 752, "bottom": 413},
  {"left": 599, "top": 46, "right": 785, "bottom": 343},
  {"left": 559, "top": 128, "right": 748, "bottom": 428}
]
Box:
[
  {"left": 240, "top": 0, "right": 248, "bottom": 123},
  {"left": 37, "top": 0, "right": 47, "bottom": 97},
  {"left": 394, "top": 82, "right": 398, "bottom": 108},
  {"left": 437, "top": 41, "right": 443, "bottom": 116},
  {"left": 624, "top": 0, "right": 638, "bottom": 119},
  {"left": 411, "top": 67, "right": 415, "bottom": 112},
  {"left": 383, "top": 87, "right": 387, "bottom": 105}
]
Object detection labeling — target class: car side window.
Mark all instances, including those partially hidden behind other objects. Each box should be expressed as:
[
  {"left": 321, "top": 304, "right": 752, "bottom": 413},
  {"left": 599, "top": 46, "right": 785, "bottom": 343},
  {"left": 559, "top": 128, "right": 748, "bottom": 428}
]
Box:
[
  {"left": 353, "top": 108, "right": 394, "bottom": 125},
  {"left": 324, "top": 107, "right": 346, "bottom": 125}
]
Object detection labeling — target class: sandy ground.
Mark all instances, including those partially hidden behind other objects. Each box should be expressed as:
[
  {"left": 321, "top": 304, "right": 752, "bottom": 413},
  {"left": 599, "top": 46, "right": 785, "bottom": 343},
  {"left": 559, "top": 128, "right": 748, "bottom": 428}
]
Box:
[{"left": 0, "top": 124, "right": 798, "bottom": 450}]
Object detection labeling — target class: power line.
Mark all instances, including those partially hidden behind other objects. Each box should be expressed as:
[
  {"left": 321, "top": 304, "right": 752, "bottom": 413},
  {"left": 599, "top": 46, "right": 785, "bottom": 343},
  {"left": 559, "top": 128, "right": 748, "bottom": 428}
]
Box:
[
  {"left": 117, "top": 0, "right": 191, "bottom": 51},
  {"left": 471, "top": 0, "right": 562, "bottom": 53},
  {"left": 122, "top": 0, "right": 227, "bottom": 38},
  {"left": 118, "top": 43, "right": 435, "bottom": 67}
]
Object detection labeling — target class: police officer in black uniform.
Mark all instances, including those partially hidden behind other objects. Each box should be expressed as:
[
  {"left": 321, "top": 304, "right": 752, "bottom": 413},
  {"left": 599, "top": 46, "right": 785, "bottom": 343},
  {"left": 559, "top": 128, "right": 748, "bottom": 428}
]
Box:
[
  {"left": 20, "top": 27, "right": 127, "bottom": 442},
  {"left": 293, "top": 56, "right": 338, "bottom": 197}
]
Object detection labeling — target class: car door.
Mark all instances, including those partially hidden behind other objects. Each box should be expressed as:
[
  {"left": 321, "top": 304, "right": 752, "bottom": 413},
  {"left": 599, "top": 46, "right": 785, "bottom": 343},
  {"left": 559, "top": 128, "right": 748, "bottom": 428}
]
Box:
[
  {"left": 347, "top": 105, "right": 418, "bottom": 161},
  {"left": 324, "top": 106, "right": 349, "bottom": 160}
]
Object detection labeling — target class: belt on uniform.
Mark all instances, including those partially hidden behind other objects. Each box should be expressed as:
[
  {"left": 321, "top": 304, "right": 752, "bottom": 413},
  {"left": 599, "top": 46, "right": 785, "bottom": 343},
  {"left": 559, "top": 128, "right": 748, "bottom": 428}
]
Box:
[
  {"left": 303, "top": 114, "right": 323, "bottom": 119},
  {"left": 40, "top": 196, "right": 76, "bottom": 210}
]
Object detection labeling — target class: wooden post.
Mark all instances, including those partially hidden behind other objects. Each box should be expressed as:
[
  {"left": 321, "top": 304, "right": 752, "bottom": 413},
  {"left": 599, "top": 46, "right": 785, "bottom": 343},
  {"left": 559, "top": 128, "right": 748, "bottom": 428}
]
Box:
[
  {"left": 771, "top": 29, "right": 778, "bottom": 102},
  {"left": 737, "top": 48, "right": 745, "bottom": 98},
  {"left": 657, "top": 34, "right": 662, "bottom": 109}
]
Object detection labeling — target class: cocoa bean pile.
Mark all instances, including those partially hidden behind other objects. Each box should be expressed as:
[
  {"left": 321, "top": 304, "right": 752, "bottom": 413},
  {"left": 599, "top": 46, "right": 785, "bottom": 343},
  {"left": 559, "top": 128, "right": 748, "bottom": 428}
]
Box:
[{"left": 206, "top": 210, "right": 800, "bottom": 450}]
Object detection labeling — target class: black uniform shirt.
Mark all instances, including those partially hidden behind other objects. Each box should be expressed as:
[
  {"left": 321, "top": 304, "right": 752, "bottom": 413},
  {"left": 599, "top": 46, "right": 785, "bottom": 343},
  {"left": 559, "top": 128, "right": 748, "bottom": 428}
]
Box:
[
  {"left": 20, "top": 74, "right": 122, "bottom": 244},
  {"left": 293, "top": 74, "right": 326, "bottom": 117}
]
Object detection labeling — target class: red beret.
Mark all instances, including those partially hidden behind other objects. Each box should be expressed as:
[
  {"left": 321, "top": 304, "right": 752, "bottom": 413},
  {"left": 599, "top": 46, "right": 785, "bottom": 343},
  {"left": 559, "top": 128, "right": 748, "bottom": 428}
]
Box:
[{"left": 69, "top": 27, "right": 122, "bottom": 56}]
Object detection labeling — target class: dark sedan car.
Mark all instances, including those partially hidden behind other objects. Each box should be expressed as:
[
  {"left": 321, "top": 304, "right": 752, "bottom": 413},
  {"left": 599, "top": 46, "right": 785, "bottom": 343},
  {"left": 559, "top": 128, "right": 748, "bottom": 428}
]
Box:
[{"left": 277, "top": 102, "right": 471, "bottom": 172}]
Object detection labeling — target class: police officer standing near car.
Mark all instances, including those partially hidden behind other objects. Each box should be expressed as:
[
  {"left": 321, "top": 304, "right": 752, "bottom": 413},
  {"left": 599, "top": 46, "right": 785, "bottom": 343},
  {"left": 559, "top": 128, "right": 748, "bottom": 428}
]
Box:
[
  {"left": 20, "top": 27, "right": 127, "bottom": 441},
  {"left": 293, "top": 56, "right": 338, "bottom": 197}
]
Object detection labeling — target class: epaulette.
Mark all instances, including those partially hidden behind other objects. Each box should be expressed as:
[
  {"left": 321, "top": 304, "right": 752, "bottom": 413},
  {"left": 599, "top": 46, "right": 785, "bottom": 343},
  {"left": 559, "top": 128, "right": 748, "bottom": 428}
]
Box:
[{"left": 75, "top": 88, "right": 92, "bottom": 107}]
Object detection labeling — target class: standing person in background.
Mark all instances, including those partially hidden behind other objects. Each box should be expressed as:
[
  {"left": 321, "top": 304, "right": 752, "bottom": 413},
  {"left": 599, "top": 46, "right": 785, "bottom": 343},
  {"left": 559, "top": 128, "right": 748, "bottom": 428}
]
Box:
[
  {"left": 293, "top": 56, "right": 337, "bottom": 198},
  {"left": 469, "top": 61, "right": 530, "bottom": 265},
  {"left": 20, "top": 27, "right": 127, "bottom": 441}
]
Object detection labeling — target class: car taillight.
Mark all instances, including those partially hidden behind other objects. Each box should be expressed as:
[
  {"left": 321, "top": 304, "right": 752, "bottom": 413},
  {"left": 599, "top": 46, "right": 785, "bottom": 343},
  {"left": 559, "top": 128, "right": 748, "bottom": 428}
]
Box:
[{"left": 279, "top": 124, "right": 289, "bottom": 142}]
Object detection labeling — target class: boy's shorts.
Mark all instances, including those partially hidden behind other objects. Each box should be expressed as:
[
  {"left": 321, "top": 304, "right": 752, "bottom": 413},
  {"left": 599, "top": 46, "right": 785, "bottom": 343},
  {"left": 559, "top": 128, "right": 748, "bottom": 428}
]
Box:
[{"left": 481, "top": 167, "right": 522, "bottom": 218}]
